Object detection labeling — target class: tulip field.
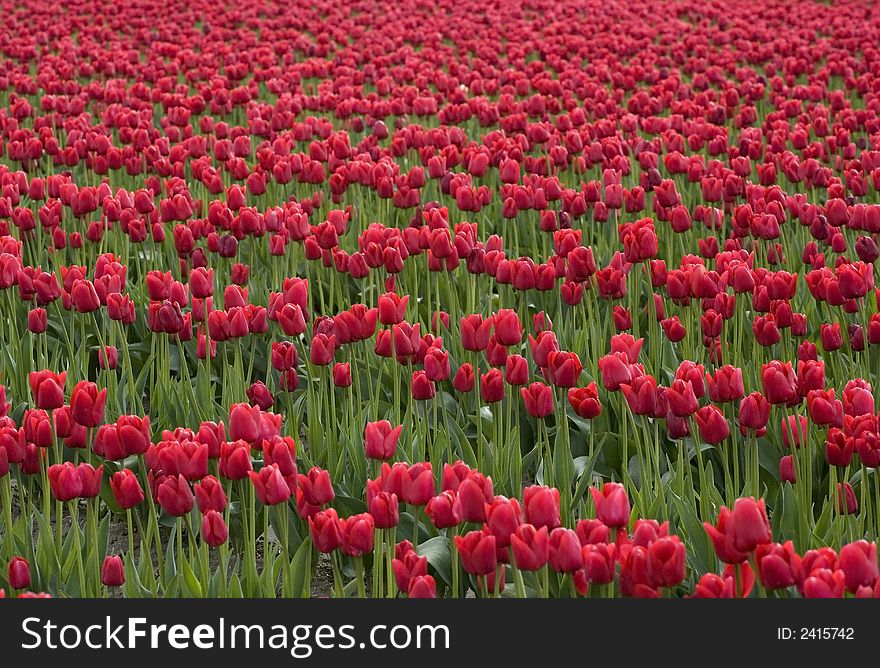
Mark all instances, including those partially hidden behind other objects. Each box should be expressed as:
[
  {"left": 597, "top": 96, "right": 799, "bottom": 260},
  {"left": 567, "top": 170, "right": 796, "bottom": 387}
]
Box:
[{"left": 1, "top": 0, "right": 880, "bottom": 600}]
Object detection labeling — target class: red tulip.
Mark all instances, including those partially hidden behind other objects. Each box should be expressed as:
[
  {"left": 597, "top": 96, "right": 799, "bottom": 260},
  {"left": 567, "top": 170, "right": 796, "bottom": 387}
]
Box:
[
  {"left": 521, "top": 382, "right": 554, "bottom": 418},
  {"left": 452, "top": 363, "right": 475, "bottom": 393},
  {"left": 332, "top": 362, "right": 352, "bottom": 388},
  {"left": 694, "top": 405, "right": 729, "bottom": 444},
  {"left": 480, "top": 369, "right": 504, "bottom": 403},
  {"left": 341, "top": 513, "right": 375, "bottom": 557},
  {"left": 48, "top": 462, "right": 82, "bottom": 501},
  {"left": 425, "top": 491, "right": 461, "bottom": 529},
  {"left": 101, "top": 556, "right": 125, "bottom": 587},
  {"left": 407, "top": 575, "right": 436, "bottom": 598},
  {"left": 262, "top": 435, "right": 297, "bottom": 476},
  {"left": 8, "top": 557, "right": 31, "bottom": 589},
  {"left": 492, "top": 309, "right": 522, "bottom": 346},
  {"left": 194, "top": 475, "right": 227, "bottom": 514},
  {"left": 838, "top": 541, "right": 879, "bottom": 593},
  {"left": 547, "top": 351, "right": 582, "bottom": 388},
  {"left": 368, "top": 490, "right": 399, "bottom": 529},
  {"left": 411, "top": 370, "right": 436, "bottom": 400},
  {"left": 393, "top": 548, "right": 428, "bottom": 592},
  {"left": 582, "top": 542, "right": 617, "bottom": 583},
  {"left": 730, "top": 497, "right": 772, "bottom": 553},
  {"left": 761, "top": 361, "right": 797, "bottom": 405},
  {"left": 29, "top": 369, "right": 66, "bottom": 409},
  {"left": 620, "top": 376, "right": 658, "bottom": 415},
  {"left": 567, "top": 383, "right": 602, "bottom": 419},
  {"left": 707, "top": 366, "right": 744, "bottom": 403},
  {"left": 219, "top": 440, "right": 253, "bottom": 481},
  {"left": 739, "top": 392, "right": 770, "bottom": 435},
  {"left": 70, "top": 381, "right": 107, "bottom": 427},
  {"left": 454, "top": 529, "right": 497, "bottom": 575},
  {"left": 455, "top": 472, "right": 494, "bottom": 523},
  {"left": 523, "top": 485, "right": 561, "bottom": 530},
  {"left": 309, "top": 509, "right": 344, "bottom": 553},
  {"left": 756, "top": 541, "right": 798, "bottom": 590},
  {"left": 246, "top": 382, "right": 274, "bottom": 410},
  {"left": 646, "top": 535, "right": 686, "bottom": 588},
  {"left": 309, "top": 334, "right": 336, "bottom": 365},
  {"left": 157, "top": 475, "right": 194, "bottom": 517},
  {"left": 109, "top": 469, "right": 144, "bottom": 510},
  {"left": 298, "top": 467, "right": 334, "bottom": 506},
  {"left": 27, "top": 307, "right": 47, "bottom": 334},
  {"left": 591, "top": 482, "right": 630, "bottom": 528},
  {"left": 249, "top": 464, "right": 291, "bottom": 506},
  {"left": 510, "top": 525, "right": 549, "bottom": 571},
  {"left": 837, "top": 482, "right": 858, "bottom": 515},
  {"left": 229, "top": 402, "right": 262, "bottom": 443},
  {"left": 201, "top": 510, "right": 229, "bottom": 548}
]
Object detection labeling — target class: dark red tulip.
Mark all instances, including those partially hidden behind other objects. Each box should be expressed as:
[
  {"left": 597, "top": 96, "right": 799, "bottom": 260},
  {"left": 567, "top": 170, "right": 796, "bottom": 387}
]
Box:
[
  {"left": 8, "top": 557, "right": 31, "bottom": 589},
  {"left": 110, "top": 469, "right": 144, "bottom": 510},
  {"left": 201, "top": 510, "right": 229, "bottom": 548},
  {"left": 101, "top": 556, "right": 125, "bottom": 587}
]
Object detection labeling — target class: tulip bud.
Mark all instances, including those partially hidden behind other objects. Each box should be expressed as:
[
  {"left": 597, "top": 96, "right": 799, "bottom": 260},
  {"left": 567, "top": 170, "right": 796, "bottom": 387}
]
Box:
[
  {"left": 8, "top": 557, "right": 30, "bottom": 589},
  {"left": 202, "top": 510, "right": 229, "bottom": 548},
  {"left": 101, "top": 556, "right": 125, "bottom": 587}
]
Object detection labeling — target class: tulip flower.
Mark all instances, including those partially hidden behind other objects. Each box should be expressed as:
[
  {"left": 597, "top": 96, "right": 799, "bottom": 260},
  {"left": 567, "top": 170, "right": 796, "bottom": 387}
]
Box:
[
  {"left": 29, "top": 370, "right": 66, "bottom": 410},
  {"left": 393, "top": 549, "right": 428, "bottom": 592},
  {"left": 454, "top": 530, "right": 497, "bottom": 576},
  {"left": 249, "top": 464, "right": 291, "bottom": 506},
  {"left": 219, "top": 440, "right": 253, "bottom": 480},
  {"left": 407, "top": 575, "right": 437, "bottom": 598},
  {"left": 309, "top": 509, "right": 344, "bottom": 553},
  {"left": 590, "top": 482, "right": 631, "bottom": 528},
  {"left": 521, "top": 382, "right": 554, "bottom": 418},
  {"left": 341, "top": 513, "right": 375, "bottom": 557},
  {"left": 547, "top": 351, "right": 582, "bottom": 387},
  {"left": 523, "top": 485, "right": 561, "bottom": 530},
  {"left": 568, "top": 383, "right": 602, "bottom": 419},
  {"left": 201, "top": 510, "right": 229, "bottom": 548},
  {"left": 157, "top": 474, "right": 194, "bottom": 517},
  {"left": 582, "top": 542, "right": 617, "bottom": 583},
  {"left": 8, "top": 557, "right": 31, "bottom": 589},
  {"left": 48, "top": 462, "right": 83, "bottom": 501},
  {"left": 729, "top": 498, "right": 772, "bottom": 554},
  {"left": 70, "top": 381, "right": 107, "bottom": 427},
  {"left": 194, "top": 475, "right": 228, "bottom": 514},
  {"left": 110, "top": 469, "right": 144, "bottom": 510},
  {"left": 510, "top": 524, "right": 549, "bottom": 571},
  {"left": 298, "top": 467, "right": 334, "bottom": 506},
  {"left": 838, "top": 541, "right": 879, "bottom": 593},
  {"left": 101, "top": 556, "right": 125, "bottom": 587},
  {"left": 694, "top": 405, "right": 729, "bottom": 444},
  {"left": 425, "top": 490, "right": 460, "bottom": 529}
]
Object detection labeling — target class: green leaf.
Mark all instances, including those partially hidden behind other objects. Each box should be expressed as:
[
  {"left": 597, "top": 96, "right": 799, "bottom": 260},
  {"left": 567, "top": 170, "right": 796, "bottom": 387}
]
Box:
[
  {"left": 228, "top": 573, "right": 244, "bottom": 598},
  {"left": 572, "top": 439, "right": 605, "bottom": 504},
  {"left": 289, "top": 539, "right": 313, "bottom": 598},
  {"left": 669, "top": 491, "right": 712, "bottom": 576},
  {"left": 180, "top": 558, "right": 203, "bottom": 597},
  {"left": 417, "top": 536, "right": 452, "bottom": 586}
]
